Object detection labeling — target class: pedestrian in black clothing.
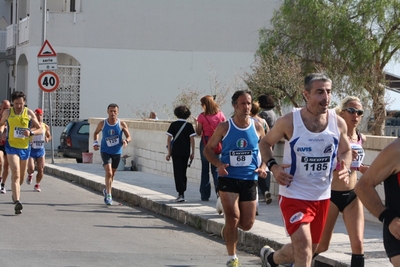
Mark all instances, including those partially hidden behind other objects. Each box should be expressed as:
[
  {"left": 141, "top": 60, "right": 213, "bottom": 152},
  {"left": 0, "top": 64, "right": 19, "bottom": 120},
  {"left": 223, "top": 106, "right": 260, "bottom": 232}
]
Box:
[{"left": 166, "top": 105, "right": 196, "bottom": 202}]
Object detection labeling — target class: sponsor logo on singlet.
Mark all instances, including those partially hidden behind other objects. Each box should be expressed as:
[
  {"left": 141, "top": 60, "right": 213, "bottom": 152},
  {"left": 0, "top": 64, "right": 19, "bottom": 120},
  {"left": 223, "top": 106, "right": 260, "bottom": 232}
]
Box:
[
  {"left": 107, "top": 129, "right": 115, "bottom": 135},
  {"left": 301, "top": 156, "right": 330, "bottom": 163},
  {"left": 324, "top": 144, "right": 333, "bottom": 153},
  {"left": 297, "top": 147, "right": 312, "bottom": 152}
]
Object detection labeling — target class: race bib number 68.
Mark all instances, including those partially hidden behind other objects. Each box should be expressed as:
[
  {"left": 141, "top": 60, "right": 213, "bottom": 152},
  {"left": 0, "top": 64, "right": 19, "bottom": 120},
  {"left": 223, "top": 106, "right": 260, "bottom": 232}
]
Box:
[{"left": 230, "top": 150, "right": 252, "bottom": 167}]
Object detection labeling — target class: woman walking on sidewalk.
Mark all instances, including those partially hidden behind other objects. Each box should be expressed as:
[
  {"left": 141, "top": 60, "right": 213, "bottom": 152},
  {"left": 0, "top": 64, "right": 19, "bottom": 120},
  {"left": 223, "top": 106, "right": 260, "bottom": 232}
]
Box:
[
  {"left": 194, "top": 95, "right": 226, "bottom": 201},
  {"left": 166, "top": 105, "right": 196, "bottom": 202}
]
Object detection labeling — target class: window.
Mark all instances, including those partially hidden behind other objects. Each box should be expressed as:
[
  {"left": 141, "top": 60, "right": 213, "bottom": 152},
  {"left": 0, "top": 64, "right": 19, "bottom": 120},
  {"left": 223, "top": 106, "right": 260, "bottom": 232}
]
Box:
[{"left": 46, "top": 0, "right": 81, "bottom": 12}]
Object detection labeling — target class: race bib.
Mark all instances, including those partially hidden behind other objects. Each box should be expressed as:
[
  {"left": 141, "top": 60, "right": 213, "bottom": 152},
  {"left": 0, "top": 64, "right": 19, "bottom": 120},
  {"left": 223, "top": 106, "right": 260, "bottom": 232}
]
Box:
[
  {"left": 32, "top": 140, "right": 45, "bottom": 149},
  {"left": 301, "top": 156, "right": 331, "bottom": 177},
  {"left": 351, "top": 145, "right": 365, "bottom": 168},
  {"left": 105, "top": 136, "right": 119, "bottom": 147},
  {"left": 14, "top": 127, "right": 27, "bottom": 138},
  {"left": 229, "top": 150, "right": 252, "bottom": 167}
]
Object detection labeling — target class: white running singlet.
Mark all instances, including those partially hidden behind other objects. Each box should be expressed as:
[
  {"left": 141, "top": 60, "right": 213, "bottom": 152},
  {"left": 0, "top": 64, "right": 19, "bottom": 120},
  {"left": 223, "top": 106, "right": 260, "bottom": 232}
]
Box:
[{"left": 280, "top": 109, "right": 340, "bottom": 200}]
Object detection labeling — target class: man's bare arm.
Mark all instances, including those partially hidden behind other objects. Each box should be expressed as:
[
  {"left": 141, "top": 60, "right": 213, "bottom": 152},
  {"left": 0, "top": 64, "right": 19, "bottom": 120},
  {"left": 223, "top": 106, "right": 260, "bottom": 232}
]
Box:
[
  {"left": 28, "top": 109, "right": 43, "bottom": 136},
  {"left": 355, "top": 141, "right": 398, "bottom": 217},
  {"left": 0, "top": 109, "right": 9, "bottom": 128},
  {"left": 259, "top": 114, "right": 293, "bottom": 186},
  {"left": 121, "top": 121, "right": 131, "bottom": 143},
  {"left": 45, "top": 124, "right": 52, "bottom": 142},
  {"left": 336, "top": 116, "right": 352, "bottom": 183},
  {"left": 93, "top": 121, "right": 104, "bottom": 150}
]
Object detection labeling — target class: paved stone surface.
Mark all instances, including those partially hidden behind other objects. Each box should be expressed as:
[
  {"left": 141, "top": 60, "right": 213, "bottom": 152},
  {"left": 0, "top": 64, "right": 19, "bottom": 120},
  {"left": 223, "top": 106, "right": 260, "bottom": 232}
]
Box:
[{"left": 44, "top": 158, "right": 391, "bottom": 267}]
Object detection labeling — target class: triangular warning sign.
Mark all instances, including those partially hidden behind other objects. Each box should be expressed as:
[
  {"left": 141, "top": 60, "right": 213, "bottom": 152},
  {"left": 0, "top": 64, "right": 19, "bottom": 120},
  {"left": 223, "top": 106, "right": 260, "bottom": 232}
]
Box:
[{"left": 37, "top": 40, "right": 57, "bottom": 57}]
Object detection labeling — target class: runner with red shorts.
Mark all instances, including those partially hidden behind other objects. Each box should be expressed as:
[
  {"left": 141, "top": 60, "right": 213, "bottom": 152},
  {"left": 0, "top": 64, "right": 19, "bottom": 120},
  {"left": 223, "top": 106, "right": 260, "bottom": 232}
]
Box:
[{"left": 258, "top": 73, "right": 352, "bottom": 267}]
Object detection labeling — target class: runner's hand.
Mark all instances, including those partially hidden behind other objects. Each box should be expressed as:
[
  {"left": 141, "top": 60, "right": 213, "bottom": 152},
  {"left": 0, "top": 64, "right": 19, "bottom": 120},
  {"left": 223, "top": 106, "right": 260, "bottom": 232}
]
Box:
[
  {"left": 255, "top": 168, "right": 267, "bottom": 179},
  {"left": 270, "top": 164, "right": 292, "bottom": 186},
  {"left": 217, "top": 163, "right": 229, "bottom": 177}
]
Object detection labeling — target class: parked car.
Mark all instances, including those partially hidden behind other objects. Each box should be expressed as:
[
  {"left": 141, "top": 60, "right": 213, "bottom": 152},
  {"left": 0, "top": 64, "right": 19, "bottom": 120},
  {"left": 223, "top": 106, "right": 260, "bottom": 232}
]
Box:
[{"left": 58, "top": 119, "right": 89, "bottom": 163}]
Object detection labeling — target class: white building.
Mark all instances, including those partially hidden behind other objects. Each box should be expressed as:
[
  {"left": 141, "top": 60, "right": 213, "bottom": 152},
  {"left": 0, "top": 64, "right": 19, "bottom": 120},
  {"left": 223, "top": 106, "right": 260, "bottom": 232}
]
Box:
[
  {"left": 3, "top": 0, "right": 399, "bottom": 148},
  {"left": 0, "top": 0, "right": 282, "bottom": 148}
]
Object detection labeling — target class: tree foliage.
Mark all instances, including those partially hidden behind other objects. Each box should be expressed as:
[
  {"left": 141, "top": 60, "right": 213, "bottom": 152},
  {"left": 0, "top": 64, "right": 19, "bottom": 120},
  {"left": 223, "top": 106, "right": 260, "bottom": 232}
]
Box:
[{"left": 249, "top": 0, "right": 400, "bottom": 135}]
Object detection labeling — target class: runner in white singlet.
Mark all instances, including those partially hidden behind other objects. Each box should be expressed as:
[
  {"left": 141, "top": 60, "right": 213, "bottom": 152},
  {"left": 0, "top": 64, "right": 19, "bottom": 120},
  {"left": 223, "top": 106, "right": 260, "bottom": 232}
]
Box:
[{"left": 258, "top": 73, "right": 352, "bottom": 267}]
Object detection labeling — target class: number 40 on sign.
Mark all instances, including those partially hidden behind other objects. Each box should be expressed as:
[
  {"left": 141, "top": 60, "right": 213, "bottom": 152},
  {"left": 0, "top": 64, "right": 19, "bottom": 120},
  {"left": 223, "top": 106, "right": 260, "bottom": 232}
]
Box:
[{"left": 38, "top": 71, "right": 59, "bottom": 93}]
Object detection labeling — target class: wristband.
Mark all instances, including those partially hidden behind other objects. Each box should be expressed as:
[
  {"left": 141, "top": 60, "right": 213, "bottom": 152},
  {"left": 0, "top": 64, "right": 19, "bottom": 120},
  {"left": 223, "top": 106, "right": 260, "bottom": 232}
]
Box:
[
  {"left": 93, "top": 140, "right": 99, "bottom": 147},
  {"left": 124, "top": 139, "right": 129, "bottom": 144},
  {"left": 266, "top": 158, "right": 278, "bottom": 169},
  {"left": 379, "top": 208, "right": 397, "bottom": 226}
]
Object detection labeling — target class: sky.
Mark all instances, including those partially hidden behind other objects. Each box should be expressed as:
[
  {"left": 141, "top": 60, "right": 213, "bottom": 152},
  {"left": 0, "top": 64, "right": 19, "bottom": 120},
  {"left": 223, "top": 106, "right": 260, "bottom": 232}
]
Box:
[
  {"left": 385, "top": 61, "right": 400, "bottom": 111},
  {"left": 386, "top": 90, "right": 400, "bottom": 110}
]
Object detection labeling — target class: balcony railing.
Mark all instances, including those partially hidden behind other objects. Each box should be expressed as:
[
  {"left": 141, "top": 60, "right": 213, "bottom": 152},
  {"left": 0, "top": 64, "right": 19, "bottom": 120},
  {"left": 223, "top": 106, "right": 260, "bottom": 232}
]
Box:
[
  {"left": 6, "top": 24, "right": 15, "bottom": 50},
  {"left": 18, "top": 16, "right": 30, "bottom": 45},
  {"left": 0, "top": 31, "right": 6, "bottom": 52}
]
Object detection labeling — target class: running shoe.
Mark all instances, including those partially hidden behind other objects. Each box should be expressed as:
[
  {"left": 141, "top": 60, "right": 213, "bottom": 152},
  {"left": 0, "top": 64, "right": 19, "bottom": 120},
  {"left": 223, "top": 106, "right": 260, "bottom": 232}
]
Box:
[
  {"left": 34, "top": 184, "right": 41, "bottom": 192},
  {"left": 105, "top": 194, "right": 113, "bottom": 205},
  {"left": 265, "top": 191, "right": 272, "bottom": 205},
  {"left": 226, "top": 258, "right": 240, "bottom": 267},
  {"left": 0, "top": 186, "right": 6, "bottom": 194},
  {"left": 175, "top": 195, "right": 184, "bottom": 202},
  {"left": 26, "top": 174, "right": 33, "bottom": 185},
  {"left": 14, "top": 201, "right": 23, "bottom": 215},
  {"left": 260, "top": 245, "right": 275, "bottom": 267},
  {"left": 103, "top": 188, "right": 107, "bottom": 204}
]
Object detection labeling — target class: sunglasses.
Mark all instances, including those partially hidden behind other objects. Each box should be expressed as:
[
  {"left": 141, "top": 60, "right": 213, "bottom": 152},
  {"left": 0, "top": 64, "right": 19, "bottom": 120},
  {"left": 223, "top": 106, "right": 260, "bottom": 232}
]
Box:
[{"left": 343, "top": 107, "right": 364, "bottom": 116}]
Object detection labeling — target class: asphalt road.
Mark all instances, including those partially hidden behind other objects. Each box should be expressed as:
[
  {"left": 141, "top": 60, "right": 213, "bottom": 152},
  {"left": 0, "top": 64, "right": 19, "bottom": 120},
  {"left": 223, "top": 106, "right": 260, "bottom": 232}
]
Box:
[{"left": 0, "top": 172, "right": 261, "bottom": 267}]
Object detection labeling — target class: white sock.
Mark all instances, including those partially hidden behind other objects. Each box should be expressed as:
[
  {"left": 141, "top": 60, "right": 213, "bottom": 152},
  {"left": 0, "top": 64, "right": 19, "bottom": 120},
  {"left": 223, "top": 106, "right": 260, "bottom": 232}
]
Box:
[{"left": 228, "top": 255, "right": 237, "bottom": 261}]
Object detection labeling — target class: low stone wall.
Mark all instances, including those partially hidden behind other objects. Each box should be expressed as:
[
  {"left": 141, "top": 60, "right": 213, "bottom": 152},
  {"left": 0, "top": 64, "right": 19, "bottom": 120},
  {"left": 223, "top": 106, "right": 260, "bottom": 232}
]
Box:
[{"left": 88, "top": 118, "right": 395, "bottom": 222}]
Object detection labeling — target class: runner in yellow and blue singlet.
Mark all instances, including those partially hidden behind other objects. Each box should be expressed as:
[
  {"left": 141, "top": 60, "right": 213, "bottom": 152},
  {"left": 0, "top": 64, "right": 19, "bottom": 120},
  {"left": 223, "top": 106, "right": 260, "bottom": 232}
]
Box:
[{"left": 0, "top": 91, "right": 43, "bottom": 215}]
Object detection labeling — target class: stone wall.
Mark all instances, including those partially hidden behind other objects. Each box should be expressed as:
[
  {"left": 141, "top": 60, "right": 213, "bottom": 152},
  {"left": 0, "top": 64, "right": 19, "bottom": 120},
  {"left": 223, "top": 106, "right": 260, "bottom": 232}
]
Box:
[{"left": 88, "top": 118, "right": 395, "bottom": 222}]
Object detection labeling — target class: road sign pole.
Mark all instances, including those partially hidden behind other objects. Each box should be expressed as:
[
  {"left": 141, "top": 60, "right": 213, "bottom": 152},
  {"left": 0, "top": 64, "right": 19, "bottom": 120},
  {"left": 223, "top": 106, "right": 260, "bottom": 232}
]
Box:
[
  {"left": 38, "top": 70, "right": 59, "bottom": 164},
  {"left": 48, "top": 91, "right": 54, "bottom": 164}
]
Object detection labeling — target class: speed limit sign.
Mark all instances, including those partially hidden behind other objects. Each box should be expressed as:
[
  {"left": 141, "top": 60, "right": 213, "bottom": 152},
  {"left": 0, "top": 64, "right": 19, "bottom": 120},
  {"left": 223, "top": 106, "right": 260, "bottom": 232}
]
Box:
[{"left": 38, "top": 71, "right": 60, "bottom": 92}]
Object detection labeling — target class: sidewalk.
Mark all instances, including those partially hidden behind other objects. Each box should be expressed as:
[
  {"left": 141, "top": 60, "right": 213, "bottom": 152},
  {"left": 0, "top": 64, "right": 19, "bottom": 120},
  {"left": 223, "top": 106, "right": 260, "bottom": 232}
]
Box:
[{"left": 44, "top": 161, "right": 390, "bottom": 267}]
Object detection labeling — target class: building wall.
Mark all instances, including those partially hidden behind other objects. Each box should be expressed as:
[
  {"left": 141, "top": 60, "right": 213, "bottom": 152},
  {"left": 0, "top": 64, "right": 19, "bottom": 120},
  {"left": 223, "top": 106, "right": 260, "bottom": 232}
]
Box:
[
  {"left": 19, "top": 0, "right": 280, "bottom": 117},
  {"left": 11, "top": 0, "right": 282, "bottom": 149},
  {"left": 0, "top": 0, "right": 12, "bottom": 100}
]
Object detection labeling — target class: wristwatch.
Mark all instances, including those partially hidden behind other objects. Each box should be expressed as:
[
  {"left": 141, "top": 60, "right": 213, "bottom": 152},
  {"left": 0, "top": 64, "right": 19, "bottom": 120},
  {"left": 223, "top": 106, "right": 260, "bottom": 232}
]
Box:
[{"left": 29, "top": 130, "right": 34, "bottom": 136}]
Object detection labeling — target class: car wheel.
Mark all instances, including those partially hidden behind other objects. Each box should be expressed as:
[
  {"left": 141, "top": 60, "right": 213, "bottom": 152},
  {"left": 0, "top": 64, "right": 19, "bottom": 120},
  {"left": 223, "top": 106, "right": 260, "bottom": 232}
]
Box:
[{"left": 76, "top": 158, "right": 83, "bottom": 163}]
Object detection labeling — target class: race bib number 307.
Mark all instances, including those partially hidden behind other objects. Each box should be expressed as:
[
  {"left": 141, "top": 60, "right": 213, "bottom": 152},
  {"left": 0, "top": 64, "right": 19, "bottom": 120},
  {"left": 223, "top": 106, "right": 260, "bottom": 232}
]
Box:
[{"left": 230, "top": 150, "right": 252, "bottom": 167}]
